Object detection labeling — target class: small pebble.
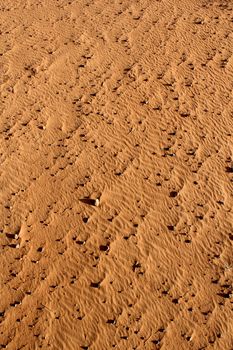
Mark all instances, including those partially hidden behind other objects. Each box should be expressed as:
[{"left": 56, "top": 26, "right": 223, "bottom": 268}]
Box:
[{"left": 79, "top": 198, "right": 100, "bottom": 206}]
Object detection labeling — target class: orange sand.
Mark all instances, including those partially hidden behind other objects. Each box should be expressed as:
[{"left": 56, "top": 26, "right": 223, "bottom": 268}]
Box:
[{"left": 0, "top": 0, "right": 233, "bottom": 349}]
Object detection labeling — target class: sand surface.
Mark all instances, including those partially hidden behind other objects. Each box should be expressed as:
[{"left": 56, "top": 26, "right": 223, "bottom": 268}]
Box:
[{"left": 0, "top": 0, "right": 233, "bottom": 349}]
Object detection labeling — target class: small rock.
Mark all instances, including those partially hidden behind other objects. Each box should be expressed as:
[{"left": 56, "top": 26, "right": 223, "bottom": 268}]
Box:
[
  {"left": 79, "top": 198, "right": 100, "bottom": 206},
  {"left": 6, "top": 233, "right": 18, "bottom": 239},
  {"left": 193, "top": 17, "right": 203, "bottom": 24},
  {"left": 94, "top": 199, "right": 100, "bottom": 207}
]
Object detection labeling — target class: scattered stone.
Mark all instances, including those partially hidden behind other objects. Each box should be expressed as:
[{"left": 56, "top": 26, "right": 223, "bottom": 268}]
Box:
[
  {"left": 99, "top": 244, "right": 109, "bottom": 252},
  {"left": 6, "top": 233, "right": 18, "bottom": 239},
  {"left": 169, "top": 191, "right": 178, "bottom": 198},
  {"left": 8, "top": 243, "right": 20, "bottom": 248},
  {"left": 193, "top": 17, "right": 203, "bottom": 24},
  {"left": 90, "top": 282, "right": 100, "bottom": 289},
  {"left": 226, "top": 166, "right": 233, "bottom": 173},
  {"left": 107, "top": 319, "right": 116, "bottom": 324},
  {"left": 79, "top": 198, "right": 100, "bottom": 206}
]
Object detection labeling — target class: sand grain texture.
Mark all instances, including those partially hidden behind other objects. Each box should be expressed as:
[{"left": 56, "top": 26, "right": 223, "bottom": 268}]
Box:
[{"left": 0, "top": 0, "right": 233, "bottom": 349}]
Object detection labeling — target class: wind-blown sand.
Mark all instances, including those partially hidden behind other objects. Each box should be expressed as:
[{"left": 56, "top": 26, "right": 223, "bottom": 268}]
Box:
[{"left": 0, "top": 0, "right": 233, "bottom": 349}]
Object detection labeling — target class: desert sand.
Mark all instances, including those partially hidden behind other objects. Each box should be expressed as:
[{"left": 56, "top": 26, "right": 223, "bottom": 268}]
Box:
[{"left": 0, "top": 0, "right": 233, "bottom": 349}]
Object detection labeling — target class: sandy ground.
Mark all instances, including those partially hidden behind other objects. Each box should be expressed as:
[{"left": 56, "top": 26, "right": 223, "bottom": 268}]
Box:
[{"left": 0, "top": 0, "right": 233, "bottom": 349}]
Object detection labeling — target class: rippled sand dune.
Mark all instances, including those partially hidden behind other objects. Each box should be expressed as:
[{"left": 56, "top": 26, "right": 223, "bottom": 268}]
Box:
[{"left": 0, "top": 0, "right": 233, "bottom": 349}]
